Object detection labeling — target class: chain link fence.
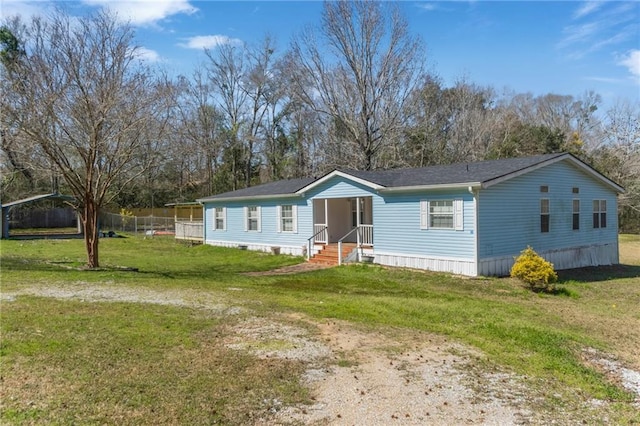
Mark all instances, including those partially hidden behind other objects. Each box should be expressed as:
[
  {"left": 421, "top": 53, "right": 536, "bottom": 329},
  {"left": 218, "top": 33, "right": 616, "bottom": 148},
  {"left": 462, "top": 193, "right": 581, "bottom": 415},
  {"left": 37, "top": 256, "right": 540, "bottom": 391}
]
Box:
[{"left": 99, "top": 212, "right": 176, "bottom": 236}]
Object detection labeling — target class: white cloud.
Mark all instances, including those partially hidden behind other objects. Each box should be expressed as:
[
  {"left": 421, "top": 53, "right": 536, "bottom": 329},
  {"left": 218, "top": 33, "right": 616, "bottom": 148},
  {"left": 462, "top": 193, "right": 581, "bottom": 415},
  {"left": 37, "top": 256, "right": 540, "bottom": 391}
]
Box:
[
  {"left": 618, "top": 49, "right": 640, "bottom": 79},
  {"left": 135, "top": 47, "right": 161, "bottom": 62},
  {"left": 415, "top": 3, "right": 438, "bottom": 12},
  {"left": 81, "top": 0, "right": 198, "bottom": 26},
  {"left": 0, "top": 0, "right": 54, "bottom": 20},
  {"left": 573, "top": 1, "right": 603, "bottom": 20},
  {"left": 558, "top": 2, "right": 638, "bottom": 60},
  {"left": 583, "top": 76, "right": 625, "bottom": 84},
  {"left": 178, "top": 35, "right": 243, "bottom": 50}
]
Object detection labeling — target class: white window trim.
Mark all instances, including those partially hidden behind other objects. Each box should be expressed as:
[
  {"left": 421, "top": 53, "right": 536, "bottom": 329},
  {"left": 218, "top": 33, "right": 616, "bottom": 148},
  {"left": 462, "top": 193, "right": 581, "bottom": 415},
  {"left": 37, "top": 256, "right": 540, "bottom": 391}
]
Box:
[
  {"left": 572, "top": 199, "right": 580, "bottom": 231},
  {"left": 244, "top": 206, "right": 261, "bottom": 232},
  {"left": 277, "top": 204, "right": 298, "bottom": 233},
  {"left": 540, "top": 198, "right": 550, "bottom": 233},
  {"left": 593, "top": 199, "right": 607, "bottom": 229},
  {"left": 213, "top": 207, "right": 226, "bottom": 231},
  {"left": 420, "top": 199, "right": 463, "bottom": 230}
]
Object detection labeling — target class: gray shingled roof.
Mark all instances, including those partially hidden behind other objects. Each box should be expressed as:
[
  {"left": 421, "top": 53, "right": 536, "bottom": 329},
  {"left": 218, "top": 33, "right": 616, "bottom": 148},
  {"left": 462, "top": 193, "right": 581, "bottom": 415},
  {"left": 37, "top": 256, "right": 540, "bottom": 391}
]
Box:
[
  {"left": 198, "top": 177, "right": 315, "bottom": 201},
  {"left": 198, "top": 153, "right": 583, "bottom": 201},
  {"left": 341, "top": 153, "right": 566, "bottom": 187}
]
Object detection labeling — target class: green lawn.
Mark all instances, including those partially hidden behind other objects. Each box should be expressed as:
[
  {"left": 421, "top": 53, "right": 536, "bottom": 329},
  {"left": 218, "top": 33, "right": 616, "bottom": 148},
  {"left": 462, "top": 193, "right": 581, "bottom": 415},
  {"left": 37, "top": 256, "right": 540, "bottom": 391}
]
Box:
[{"left": 1, "top": 235, "right": 639, "bottom": 424}]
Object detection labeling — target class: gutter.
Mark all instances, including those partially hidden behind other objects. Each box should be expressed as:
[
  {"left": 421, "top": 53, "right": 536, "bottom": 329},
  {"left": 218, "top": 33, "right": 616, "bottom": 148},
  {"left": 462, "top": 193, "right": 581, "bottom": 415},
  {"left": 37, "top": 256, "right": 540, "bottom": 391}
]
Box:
[
  {"left": 196, "top": 193, "right": 304, "bottom": 203},
  {"left": 378, "top": 182, "right": 482, "bottom": 193}
]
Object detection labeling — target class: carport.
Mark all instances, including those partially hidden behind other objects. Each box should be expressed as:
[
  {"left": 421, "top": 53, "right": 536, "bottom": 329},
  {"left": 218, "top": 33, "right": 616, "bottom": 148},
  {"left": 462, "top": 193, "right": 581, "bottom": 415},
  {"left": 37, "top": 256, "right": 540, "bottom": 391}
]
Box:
[{"left": 1, "top": 193, "right": 77, "bottom": 239}]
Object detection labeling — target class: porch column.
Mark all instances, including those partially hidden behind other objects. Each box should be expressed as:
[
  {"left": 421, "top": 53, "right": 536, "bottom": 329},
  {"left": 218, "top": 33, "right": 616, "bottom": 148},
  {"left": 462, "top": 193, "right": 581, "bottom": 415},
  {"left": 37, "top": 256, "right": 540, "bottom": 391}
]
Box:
[
  {"left": 324, "top": 198, "right": 328, "bottom": 227},
  {"left": 356, "top": 197, "right": 361, "bottom": 246}
]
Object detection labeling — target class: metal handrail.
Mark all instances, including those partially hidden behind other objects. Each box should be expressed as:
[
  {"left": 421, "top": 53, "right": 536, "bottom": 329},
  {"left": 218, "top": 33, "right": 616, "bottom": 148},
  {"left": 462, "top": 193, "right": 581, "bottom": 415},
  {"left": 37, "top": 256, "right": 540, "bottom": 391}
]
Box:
[
  {"left": 337, "top": 227, "right": 359, "bottom": 266},
  {"left": 307, "top": 225, "right": 328, "bottom": 260}
]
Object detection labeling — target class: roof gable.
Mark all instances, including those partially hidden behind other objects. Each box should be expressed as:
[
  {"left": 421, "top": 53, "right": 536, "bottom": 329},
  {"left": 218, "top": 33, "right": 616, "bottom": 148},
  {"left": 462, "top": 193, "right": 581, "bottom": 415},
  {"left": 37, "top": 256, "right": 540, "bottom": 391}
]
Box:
[
  {"left": 480, "top": 153, "right": 624, "bottom": 192},
  {"left": 295, "top": 170, "right": 384, "bottom": 195}
]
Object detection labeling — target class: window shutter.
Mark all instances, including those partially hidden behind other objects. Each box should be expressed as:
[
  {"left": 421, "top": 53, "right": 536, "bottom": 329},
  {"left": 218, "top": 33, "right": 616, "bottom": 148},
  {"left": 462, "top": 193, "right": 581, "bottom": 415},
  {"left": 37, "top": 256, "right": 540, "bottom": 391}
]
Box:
[
  {"left": 222, "top": 207, "right": 227, "bottom": 231},
  {"left": 243, "top": 207, "right": 248, "bottom": 232},
  {"left": 276, "top": 205, "right": 282, "bottom": 233},
  {"left": 212, "top": 208, "right": 217, "bottom": 231},
  {"left": 454, "top": 199, "right": 464, "bottom": 231},
  {"left": 420, "top": 200, "right": 429, "bottom": 229},
  {"left": 292, "top": 205, "right": 298, "bottom": 233},
  {"left": 256, "top": 206, "right": 262, "bottom": 232}
]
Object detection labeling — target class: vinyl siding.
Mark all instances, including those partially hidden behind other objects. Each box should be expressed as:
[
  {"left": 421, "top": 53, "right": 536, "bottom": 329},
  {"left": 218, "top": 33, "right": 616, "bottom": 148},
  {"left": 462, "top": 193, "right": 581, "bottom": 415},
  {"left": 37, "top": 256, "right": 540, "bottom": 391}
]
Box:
[
  {"left": 203, "top": 197, "right": 312, "bottom": 251},
  {"left": 478, "top": 160, "right": 619, "bottom": 259},
  {"left": 374, "top": 189, "right": 476, "bottom": 260},
  {"left": 305, "top": 176, "right": 379, "bottom": 199}
]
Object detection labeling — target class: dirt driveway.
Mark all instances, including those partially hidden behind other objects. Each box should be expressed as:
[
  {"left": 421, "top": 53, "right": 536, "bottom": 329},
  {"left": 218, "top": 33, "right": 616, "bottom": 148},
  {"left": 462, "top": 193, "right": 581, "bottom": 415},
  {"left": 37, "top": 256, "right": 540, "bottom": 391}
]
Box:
[{"left": 3, "top": 283, "right": 638, "bottom": 425}]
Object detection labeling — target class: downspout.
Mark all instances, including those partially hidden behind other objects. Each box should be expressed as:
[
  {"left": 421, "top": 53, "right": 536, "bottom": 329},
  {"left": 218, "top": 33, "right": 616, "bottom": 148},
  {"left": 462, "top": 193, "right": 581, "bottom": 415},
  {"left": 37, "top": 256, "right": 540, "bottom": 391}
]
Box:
[
  {"left": 199, "top": 201, "right": 206, "bottom": 243},
  {"left": 469, "top": 186, "right": 479, "bottom": 276}
]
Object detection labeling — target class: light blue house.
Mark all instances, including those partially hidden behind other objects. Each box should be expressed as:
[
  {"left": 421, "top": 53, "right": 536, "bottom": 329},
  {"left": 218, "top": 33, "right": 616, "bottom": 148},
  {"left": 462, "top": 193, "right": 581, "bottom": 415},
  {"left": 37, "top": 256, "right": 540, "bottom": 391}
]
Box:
[{"left": 197, "top": 153, "right": 624, "bottom": 276}]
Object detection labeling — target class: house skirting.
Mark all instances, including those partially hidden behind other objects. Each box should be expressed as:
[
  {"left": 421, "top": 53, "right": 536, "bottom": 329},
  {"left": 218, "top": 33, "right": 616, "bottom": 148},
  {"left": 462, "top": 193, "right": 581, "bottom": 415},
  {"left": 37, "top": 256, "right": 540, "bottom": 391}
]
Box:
[
  {"left": 478, "top": 242, "right": 619, "bottom": 277},
  {"left": 373, "top": 251, "right": 477, "bottom": 276},
  {"left": 204, "top": 240, "right": 306, "bottom": 256}
]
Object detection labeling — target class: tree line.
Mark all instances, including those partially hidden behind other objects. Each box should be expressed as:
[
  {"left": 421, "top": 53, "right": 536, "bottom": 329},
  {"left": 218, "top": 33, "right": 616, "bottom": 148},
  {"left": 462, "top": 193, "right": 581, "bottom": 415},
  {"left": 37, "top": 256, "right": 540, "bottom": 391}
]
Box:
[{"left": 1, "top": 3, "right": 638, "bottom": 266}]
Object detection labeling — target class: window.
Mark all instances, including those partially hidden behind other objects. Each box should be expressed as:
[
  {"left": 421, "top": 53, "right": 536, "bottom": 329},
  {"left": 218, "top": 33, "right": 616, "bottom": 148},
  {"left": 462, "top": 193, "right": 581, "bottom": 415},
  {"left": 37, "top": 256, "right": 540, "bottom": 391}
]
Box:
[
  {"left": 572, "top": 187, "right": 580, "bottom": 194},
  {"left": 540, "top": 199, "right": 550, "bottom": 233},
  {"left": 593, "top": 200, "right": 606, "bottom": 229},
  {"left": 430, "top": 200, "right": 454, "bottom": 228},
  {"left": 572, "top": 199, "right": 580, "bottom": 230},
  {"left": 420, "top": 199, "right": 463, "bottom": 230},
  {"left": 540, "top": 185, "right": 549, "bottom": 193},
  {"left": 277, "top": 205, "right": 297, "bottom": 233},
  {"left": 245, "top": 206, "right": 261, "bottom": 232},
  {"left": 214, "top": 207, "right": 226, "bottom": 231}
]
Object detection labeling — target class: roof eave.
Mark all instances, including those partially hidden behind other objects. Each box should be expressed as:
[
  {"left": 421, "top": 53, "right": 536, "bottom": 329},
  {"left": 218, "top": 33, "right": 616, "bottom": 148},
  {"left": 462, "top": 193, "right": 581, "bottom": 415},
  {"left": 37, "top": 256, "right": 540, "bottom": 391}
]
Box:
[
  {"left": 197, "top": 193, "right": 304, "bottom": 203},
  {"left": 379, "top": 182, "right": 482, "bottom": 193}
]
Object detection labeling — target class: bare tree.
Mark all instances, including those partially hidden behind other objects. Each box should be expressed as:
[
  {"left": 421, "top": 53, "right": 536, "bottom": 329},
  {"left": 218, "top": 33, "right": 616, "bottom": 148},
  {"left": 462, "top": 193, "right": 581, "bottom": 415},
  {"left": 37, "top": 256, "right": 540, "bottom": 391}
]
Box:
[
  {"left": 597, "top": 100, "right": 640, "bottom": 230},
  {"left": 205, "top": 43, "right": 247, "bottom": 190},
  {"left": 174, "top": 70, "right": 226, "bottom": 196},
  {"left": 205, "top": 37, "right": 280, "bottom": 189},
  {"left": 1, "top": 10, "right": 170, "bottom": 267},
  {"left": 288, "top": 1, "right": 425, "bottom": 170}
]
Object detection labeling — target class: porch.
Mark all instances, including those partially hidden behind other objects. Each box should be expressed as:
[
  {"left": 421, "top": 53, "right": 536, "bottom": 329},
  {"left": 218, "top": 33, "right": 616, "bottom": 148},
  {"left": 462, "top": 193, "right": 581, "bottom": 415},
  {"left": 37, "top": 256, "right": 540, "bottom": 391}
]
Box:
[{"left": 307, "top": 196, "right": 373, "bottom": 265}]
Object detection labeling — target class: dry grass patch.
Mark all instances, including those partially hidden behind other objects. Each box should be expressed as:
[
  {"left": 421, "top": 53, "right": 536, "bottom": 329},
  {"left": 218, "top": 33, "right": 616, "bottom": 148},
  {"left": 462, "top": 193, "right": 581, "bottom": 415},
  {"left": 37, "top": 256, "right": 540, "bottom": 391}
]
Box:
[{"left": 620, "top": 234, "right": 640, "bottom": 265}]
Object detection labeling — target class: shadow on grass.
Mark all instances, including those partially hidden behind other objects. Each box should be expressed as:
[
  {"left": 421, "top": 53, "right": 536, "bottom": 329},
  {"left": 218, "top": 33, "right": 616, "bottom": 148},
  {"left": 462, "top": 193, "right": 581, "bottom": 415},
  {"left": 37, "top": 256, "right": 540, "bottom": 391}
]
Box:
[
  {"left": 558, "top": 264, "right": 640, "bottom": 283},
  {"left": 8, "top": 233, "right": 84, "bottom": 240}
]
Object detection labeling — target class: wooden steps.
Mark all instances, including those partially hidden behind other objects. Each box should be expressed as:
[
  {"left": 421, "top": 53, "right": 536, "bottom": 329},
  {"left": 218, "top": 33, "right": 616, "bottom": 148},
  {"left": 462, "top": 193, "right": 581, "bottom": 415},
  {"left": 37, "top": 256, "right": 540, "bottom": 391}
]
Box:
[{"left": 309, "top": 243, "right": 357, "bottom": 266}]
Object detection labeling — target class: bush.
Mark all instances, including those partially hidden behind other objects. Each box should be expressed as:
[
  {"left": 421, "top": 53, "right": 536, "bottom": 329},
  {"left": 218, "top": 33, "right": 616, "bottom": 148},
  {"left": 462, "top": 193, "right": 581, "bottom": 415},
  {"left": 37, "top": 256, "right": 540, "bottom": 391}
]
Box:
[{"left": 510, "top": 246, "right": 558, "bottom": 292}]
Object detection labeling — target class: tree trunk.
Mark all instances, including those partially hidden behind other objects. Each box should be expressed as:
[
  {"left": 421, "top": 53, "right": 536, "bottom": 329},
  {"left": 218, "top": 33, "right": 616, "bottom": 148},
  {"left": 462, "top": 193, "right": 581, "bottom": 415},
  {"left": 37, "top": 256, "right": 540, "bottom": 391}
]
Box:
[{"left": 82, "top": 198, "right": 100, "bottom": 268}]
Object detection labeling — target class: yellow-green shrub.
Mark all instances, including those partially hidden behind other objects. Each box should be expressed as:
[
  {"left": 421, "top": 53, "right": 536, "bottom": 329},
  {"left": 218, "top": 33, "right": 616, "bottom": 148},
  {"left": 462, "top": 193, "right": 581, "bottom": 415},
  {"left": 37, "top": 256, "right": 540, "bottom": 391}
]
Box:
[{"left": 510, "top": 246, "right": 558, "bottom": 292}]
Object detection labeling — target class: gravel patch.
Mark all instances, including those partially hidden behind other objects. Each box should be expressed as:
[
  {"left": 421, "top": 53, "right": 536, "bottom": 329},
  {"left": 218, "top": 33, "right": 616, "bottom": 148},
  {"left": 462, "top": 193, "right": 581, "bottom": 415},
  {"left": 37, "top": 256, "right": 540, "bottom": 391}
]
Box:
[
  {"left": 273, "top": 320, "right": 536, "bottom": 425},
  {"left": 226, "top": 317, "right": 332, "bottom": 361},
  {"left": 2, "top": 283, "right": 241, "bottom": 315},
  {"left": 583, "top": 348, "right": 640, "bottom": 405}
]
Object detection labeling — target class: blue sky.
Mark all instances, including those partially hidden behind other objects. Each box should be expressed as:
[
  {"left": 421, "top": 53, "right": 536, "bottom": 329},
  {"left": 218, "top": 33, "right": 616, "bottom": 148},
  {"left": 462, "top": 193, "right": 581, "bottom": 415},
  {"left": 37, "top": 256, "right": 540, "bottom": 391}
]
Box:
[{"left": 2, "top": 0, "right": 639, "bottom": 109}]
